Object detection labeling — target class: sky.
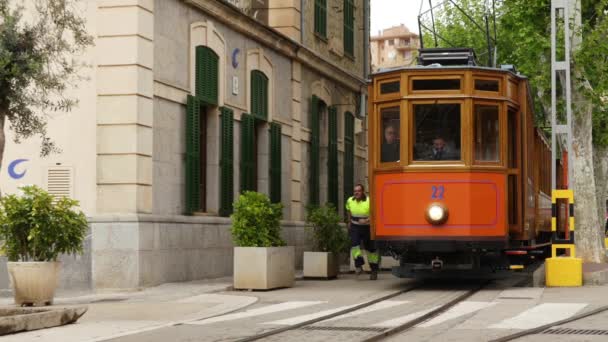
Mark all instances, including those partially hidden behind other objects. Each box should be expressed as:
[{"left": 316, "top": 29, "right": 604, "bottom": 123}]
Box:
[{"left": 370, "top": 0, "right": 430, "bottom": 36}]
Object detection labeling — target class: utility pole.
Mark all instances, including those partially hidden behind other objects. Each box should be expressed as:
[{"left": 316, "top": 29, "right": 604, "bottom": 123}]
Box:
[{"left": 550, "top": 0, "right": 574, "bottom": 190}]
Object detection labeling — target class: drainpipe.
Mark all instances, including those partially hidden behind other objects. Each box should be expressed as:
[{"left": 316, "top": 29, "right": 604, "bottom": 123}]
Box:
[
  {"left": 301, "top": 0, "right": 305, "bottom": 43},
  {"left": 363, "top": 0, "right": 370, "bottom": 79}
]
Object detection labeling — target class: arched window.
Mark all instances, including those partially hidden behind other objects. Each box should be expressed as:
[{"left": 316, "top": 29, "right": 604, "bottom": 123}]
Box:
[
  {"left": 250, "top": 70, "right": 268, "bottom": 121},
  {"left": 195, "top": 46, "right": 219, "bottom": 105},
  {"left": 186, "top": 46, "right": 231, "bottom": 215}
]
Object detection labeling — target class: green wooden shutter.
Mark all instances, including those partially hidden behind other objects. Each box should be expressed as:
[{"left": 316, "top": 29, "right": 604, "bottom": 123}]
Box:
[
  {"left": 220, "top": 107, "right": 234, "bottom": 217},
  {"left": 344, "top": 112, "right": 354, "bottom": 207},
  {"left": 240, "top": 113, "right": 256, "bottom": 192},
  {"left": 310, "top": 96, "right": 320, "bottom": 205},
  {"left": 343, "top": 0, "right": 354, "bottom": 57},
  {"left": 195, "top": 46, "right": 219, "bottom": 105},
  {"left": 315, "top": 0, "right": 327, "bottom": 38},
  {"left": 186, "top": 95, "right": 201, "bottom": 214},
  {"left": 251, "top": 70, "right": 268, "bottom": 121},
  {"left": 269, "top": 122, "right": 282, "bottom": 203},
  {"left": 328, "top": 106, "right": 338, "bottom": 207}
]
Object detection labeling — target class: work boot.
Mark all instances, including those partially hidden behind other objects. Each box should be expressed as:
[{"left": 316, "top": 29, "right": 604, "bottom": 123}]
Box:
[{"left": 370, "top": 270, "right": 378, "bottom": 280}]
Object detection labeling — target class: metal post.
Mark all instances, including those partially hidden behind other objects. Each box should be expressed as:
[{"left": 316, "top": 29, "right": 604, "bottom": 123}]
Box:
[{"left": 551, "top": 0, "right": 573, "bottom": 190}]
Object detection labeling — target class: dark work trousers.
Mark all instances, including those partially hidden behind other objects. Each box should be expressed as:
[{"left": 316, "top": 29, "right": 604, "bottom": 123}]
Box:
[{"left": 349, "top": 223, "right": 379, "bottom": 271}]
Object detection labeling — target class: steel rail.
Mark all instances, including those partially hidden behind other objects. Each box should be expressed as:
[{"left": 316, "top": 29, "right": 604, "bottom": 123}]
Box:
[
  {"left": 489, "top": 305, "right": 608, "bottom": 342},
  {"left": 361, "top": 281, "right": 490, "bottom": 342},
  {"left": 235, "top": 282, "right": 422, "bottom": 342}
]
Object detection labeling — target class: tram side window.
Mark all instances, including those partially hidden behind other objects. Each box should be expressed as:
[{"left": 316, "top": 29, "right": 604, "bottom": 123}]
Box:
[
  {"left": 474, "top": 105, "right": 500, "bottom": 162},
  {"left": 413, "top": 103, "right": 461, "bottom": 161},
  {"left": 380, "top": 106, "right": 400, "bottom": 163}
]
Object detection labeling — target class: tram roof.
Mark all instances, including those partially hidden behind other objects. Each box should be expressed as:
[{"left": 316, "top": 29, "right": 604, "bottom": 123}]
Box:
[{"left": 370, "top": 65, "right": 528, "bottom": 80}]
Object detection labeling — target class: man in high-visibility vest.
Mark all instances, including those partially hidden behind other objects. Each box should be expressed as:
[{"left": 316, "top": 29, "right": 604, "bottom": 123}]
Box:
[{"left": 345, "top": 184, "right": 379, "bottom": 280}]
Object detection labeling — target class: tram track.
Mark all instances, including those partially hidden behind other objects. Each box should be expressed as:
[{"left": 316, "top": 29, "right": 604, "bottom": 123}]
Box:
[
  {"left": 489, "top": 304, "right": 608, "bottom": 342},
  {"left": 235, "top": 280, "right": 490, "bottom": 342}
]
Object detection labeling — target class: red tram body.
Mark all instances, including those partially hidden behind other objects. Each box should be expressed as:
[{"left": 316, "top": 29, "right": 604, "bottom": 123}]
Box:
[{"left": 369, "top": 50, "right": 564, "bottom": 277}]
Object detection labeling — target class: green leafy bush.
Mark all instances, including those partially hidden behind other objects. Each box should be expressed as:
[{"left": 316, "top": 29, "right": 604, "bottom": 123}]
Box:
[
  {"left": 0, "top": 185, "right": 88, "bottom": 262},
  {"left": 305, "top": 204, "right": 349, "bottom": 254},
  {"left": 231, "top": 191, "right": 284, "bottom": 247}
]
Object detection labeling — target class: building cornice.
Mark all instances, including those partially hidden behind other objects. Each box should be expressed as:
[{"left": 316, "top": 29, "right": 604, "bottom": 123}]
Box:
[
  {"left": 183, "top": 0, "right": 367, "bottom": 93},
  {"left": 371, "top": 33, "right": 420, "bottom": 41}
]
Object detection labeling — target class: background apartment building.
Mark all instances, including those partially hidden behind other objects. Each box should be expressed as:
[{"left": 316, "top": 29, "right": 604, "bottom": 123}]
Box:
[
  {"left": 0, "top": 0, "right": 370, "bottom": 291},
  {"left": 370, "top": 24, "right": 419, "bottom": 71}
]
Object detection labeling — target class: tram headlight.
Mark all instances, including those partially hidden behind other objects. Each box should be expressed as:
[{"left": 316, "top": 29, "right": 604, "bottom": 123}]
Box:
[{"left": 426, "top": 202, "right": 449, "bottom": 225}]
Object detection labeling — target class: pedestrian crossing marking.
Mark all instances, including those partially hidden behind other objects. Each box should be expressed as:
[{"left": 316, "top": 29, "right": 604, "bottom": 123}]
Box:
[
  {"left": 372, "top": 306, "right": 441, "bottom": 328},
  {"left": 418, "top": 301, "right": 497, "bottom": 327},
  {"left": 489, "top": 303, "right": 588, "bottom": 329},
  {"left": 188, "top": 301, "right": 325, "bottom": 325},
  {"left": 263, "top": 300, "right": 409, "bottom": 325},
  {"left": 189, "top": 299, "right": 591, "bottom": 330}
]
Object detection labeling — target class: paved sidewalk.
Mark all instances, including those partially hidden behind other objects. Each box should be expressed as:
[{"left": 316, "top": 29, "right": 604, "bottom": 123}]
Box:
[{"left": 0, "top": 277, "right": 257, "bottom": 342}]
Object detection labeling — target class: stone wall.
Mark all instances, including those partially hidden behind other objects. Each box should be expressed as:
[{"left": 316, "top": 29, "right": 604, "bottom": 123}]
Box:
[
  {"left": 90, "top": 215, "right": 311, "bottom": 289},
  {"left": 302, "top": 0, "right": 366, "bottom": 77}
]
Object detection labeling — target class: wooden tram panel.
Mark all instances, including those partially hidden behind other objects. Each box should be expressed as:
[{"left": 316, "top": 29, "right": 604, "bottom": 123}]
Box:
[{"left": 368, "top": 66, "right": 554, "bottom": 247}]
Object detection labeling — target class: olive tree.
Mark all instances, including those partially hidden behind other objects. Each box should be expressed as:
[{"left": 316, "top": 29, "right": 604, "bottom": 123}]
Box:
[{"left": 0, "top": 0, "right": 93, "bottom": 193}]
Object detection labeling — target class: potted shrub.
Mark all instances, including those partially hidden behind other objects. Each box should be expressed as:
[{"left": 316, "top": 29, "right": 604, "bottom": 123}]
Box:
[
  {"left": 0, "top": 185, "right": 88, "bottom": 306},
  {"left": 303, "top": 204, "right": 349, "bottom": 279},
  {"left": 231, "top": 191, "right": 294, "bottom": 290}
]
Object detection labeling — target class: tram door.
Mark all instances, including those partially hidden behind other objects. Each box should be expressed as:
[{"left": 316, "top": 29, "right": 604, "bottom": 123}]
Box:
[{"left": 507, "top": 107, "right": 522, "bottom": 236}]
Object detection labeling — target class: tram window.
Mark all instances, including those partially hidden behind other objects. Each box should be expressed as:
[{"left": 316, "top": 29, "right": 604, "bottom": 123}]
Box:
[
  {"left": 412, "top": 79, "right": 460, "bottom": 91},
  {"left": 475, "top": 79, "right": 499, "bottom": 92},
  {"left": 507, "top": 108, "right": 518, "bottom": 168},
  {"left": 380, "top": 106, "right": 400, "bottom": 163},
  {"left": 380, "top": 81, "right": 400, "bottom": 94},
  {"left": 412, "top": 103, "right": 461, "bottom": 161},
  {"left": 474, "top": 105, "right": 500, "bottom": 162}
]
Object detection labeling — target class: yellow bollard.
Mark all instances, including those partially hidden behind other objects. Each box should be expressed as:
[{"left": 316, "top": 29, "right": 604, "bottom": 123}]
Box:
[
  {"left": 545, "top": 244, "right": 582, "bottom": 287},
  {"left": 546, "top": 190, "right": 582, "bottom": 287}
]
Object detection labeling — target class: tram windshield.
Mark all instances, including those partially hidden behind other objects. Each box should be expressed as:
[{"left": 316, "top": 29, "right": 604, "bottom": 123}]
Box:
[
  {"left": 380, "top": 106, "right": 400, "bottom": 163},
  {"left": 413, "top": 103, "right": 461, "bottom": 161},
  {"left": 474, "top": 104, "right": 500, "bottom": 162}
]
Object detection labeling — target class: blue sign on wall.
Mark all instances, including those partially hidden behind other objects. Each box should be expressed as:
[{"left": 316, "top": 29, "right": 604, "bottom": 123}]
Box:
[
  {"left": 8, "top": 159, "right": 28, "bottom": 180},
  {"left": 232, "top": 48, "right": 240, "bottom": 69}
]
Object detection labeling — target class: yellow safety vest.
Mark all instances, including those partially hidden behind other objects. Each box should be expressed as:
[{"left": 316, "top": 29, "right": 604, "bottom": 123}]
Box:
[{"left": 346, "top": 196, "right": 370, "bottom": 224}]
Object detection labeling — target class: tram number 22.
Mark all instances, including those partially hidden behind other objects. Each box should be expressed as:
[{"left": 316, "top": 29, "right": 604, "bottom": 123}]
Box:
[{"left": 430, "top": 185, "right": 445, "bottom": 200}]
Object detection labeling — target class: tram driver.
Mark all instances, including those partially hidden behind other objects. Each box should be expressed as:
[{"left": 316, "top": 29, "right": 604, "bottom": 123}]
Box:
[{"left": 419, "top": 136, "right": 459, "bottom": 161}]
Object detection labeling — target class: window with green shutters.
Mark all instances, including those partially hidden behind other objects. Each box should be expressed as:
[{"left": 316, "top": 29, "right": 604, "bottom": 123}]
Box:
[
  {"left": 251, "top": 70, "right": 268, "bottom": 121},
  {"left": 269, "top": 122, "right": 282, "bottom": 203},
  {"left": 220, "top": 107, "right": 234, "bottom": 217},
  {"left": 343, "top": 0, "right": 354, "bottom": 57},
  {"left": 314, "top": 0, "right": 327, "bottom": 39},
  {"left": 344, "top": 112, "right": 355, "bottom": 206},
  {"left": 328, "top": 106, "right": 338, "bottom": 207},
  {"left": 240, "top": 113, "right": 256, "bottom": 192},
  {"left": 186, "top": 95, "right": 201, "bottom": 214},
  {"left": 310, "top": 95, "right": 320, "bottom": 205},
  {"left": 195, "top": 46, "right": 219, "bottom": 105}
]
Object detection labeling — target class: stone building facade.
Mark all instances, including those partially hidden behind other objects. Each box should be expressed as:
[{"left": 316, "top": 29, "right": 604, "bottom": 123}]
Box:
[
  {"left": 0, "top": 0, "right": 370, "bottom": 291},
  {"left": 370, "top": 24, "right": 419, "bottom": 71}
]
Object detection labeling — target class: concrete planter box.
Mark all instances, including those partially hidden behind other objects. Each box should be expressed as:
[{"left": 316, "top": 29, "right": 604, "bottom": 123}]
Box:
[
  {"left": 7, "top": 262, "right": 60, "bottom": 306},
  {"left": 303, "top": 252, "right": 339, "bottom": 279},
  {"left": 233, "top": 246, "right": 295, "bottom": 290}
]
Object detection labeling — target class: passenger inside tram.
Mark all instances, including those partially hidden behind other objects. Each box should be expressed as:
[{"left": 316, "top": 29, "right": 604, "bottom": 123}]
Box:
[
  {"left": 381, "top": 123, "right": 400, "bottom": 162},
  {"left": 380, "top": 106, "right": 400, "bottom": 163}
]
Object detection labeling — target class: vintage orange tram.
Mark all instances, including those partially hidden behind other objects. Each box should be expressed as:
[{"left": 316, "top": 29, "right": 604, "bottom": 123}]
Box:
[{"left": 368, "top": 49, "right": 562, "bottom": 277}]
